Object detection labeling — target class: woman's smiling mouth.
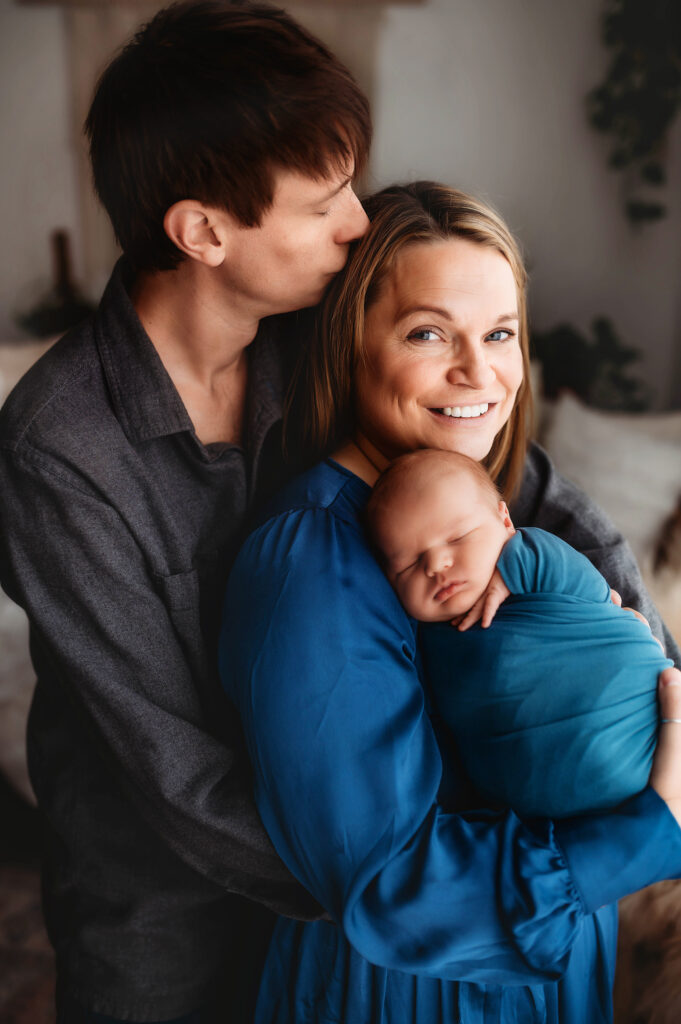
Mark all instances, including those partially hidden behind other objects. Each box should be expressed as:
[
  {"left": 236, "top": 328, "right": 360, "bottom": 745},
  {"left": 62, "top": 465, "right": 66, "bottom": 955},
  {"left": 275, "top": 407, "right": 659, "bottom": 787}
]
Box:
[{"left": 430, "top": 403, "right": 493, "bottom": 420}]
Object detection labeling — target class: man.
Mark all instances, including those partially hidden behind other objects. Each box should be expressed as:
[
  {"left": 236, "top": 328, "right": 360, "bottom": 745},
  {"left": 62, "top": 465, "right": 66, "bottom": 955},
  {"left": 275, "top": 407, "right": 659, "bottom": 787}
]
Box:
[{"left": 0, "top": 3, "right": 370, "bottom": 1021}]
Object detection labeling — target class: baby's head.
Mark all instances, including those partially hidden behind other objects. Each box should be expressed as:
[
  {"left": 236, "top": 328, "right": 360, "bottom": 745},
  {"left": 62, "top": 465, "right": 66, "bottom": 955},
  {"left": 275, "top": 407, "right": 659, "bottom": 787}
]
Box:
[{"left": 366, "top": 450, "right": 515, "bottom": 622}]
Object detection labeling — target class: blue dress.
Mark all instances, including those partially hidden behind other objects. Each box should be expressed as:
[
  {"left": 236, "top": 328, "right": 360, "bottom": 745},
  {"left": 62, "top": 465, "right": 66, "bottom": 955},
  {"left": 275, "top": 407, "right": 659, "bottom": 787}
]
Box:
[
  {"left": 423, "top": 527, "right": 672, "bottom": 818},
  {"left": 220, "top": 459, "right": 681, "bottom": 1024}
]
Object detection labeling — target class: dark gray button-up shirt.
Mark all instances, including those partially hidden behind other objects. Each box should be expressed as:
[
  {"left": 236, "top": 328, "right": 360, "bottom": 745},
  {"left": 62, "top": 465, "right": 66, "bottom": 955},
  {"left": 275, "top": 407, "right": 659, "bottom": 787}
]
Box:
[{"left": 0, "top": 261, "right": 319, "bottom": 1020}]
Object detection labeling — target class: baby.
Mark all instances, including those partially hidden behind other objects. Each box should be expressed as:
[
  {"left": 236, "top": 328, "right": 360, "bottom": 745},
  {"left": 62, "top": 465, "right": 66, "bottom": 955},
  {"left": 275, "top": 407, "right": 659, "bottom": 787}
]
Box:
[{"left": 366, "top": 448, "right": 671, "bottom": 818}]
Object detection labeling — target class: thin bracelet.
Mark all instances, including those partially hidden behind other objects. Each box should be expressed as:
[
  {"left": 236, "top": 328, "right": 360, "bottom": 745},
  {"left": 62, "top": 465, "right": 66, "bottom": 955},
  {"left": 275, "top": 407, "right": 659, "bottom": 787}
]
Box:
[{"left": 660, "top": 718, "right": 681, "bottom": 724}]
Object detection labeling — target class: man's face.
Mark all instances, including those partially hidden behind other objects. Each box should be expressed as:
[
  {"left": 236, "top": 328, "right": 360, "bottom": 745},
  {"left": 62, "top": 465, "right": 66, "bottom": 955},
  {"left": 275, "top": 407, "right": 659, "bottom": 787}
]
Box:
[{"left": 220, "top": 166, "right": 369, "bottom": 316}]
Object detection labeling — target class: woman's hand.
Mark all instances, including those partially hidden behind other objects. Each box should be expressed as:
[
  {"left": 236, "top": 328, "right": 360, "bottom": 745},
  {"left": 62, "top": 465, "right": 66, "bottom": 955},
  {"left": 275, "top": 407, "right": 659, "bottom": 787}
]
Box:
[
  {"left": 610, "top": 588, "right": 664, "bottom": 649},
  {"left": 453, "top": 569, "right": 510, "bottom": 631},
  {"left": 650, "top": 668, "right": 681, "bottom": 828}
]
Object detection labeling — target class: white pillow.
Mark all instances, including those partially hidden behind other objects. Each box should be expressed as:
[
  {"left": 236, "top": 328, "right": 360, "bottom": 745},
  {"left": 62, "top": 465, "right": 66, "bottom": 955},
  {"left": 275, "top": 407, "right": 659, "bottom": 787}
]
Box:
[{"left": 541, "top": 392, "right": 681, "bottom": 568}]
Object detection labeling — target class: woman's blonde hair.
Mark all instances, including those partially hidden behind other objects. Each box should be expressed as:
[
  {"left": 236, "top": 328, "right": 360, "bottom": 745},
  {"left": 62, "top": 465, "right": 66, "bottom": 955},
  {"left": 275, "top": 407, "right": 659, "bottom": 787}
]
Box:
[{"left": 287, "top": 181, "right": 533, "bottom": 499}]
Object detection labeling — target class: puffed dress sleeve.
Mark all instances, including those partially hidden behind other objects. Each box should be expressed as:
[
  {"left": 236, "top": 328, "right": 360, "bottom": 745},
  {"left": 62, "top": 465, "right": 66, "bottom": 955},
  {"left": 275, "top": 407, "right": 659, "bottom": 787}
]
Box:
[{"left": 220, "top": 472, "right": 681, "bottom": 985}]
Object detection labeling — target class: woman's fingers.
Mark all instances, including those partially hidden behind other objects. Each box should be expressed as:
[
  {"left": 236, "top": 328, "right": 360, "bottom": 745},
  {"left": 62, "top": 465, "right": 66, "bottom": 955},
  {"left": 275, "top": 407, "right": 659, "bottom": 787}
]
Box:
[
  {"left": 624, "top": 606, "right": 650, "bottom": 629},
  {"left": 650, "top": 667, "right": 681, "bottom": 828},
  {"left": 621, "top": 605, "right": 663, "bottom": 648},
  {"left": 606, "top": 589, "right": 659, "bottom": 643}
]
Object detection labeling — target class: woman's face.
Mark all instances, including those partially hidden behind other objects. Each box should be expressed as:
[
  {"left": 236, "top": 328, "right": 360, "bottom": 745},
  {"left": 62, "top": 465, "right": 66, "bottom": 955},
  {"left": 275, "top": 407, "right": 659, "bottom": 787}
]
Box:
[{"left": 354, "top": 239, "right": 524, "bottom": 464}]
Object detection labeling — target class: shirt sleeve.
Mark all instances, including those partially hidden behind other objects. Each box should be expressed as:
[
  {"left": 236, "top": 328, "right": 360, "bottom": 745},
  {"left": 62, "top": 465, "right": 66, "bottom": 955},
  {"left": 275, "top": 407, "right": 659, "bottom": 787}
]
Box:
[
  {"left": 498, "top": 528, "right": 612, "bottom": 603},
  {"left": 221, "top": 505, "right": 681, "bottom": 985},
  {"left": 0, "top": 444, "right": 320, "bottom": 918}
]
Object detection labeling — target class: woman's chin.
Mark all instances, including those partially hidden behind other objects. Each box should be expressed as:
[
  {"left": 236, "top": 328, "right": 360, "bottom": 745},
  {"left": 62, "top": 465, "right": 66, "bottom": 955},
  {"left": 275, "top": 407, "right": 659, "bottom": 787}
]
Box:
[
  {"left": 424, "top": 408, "right": 497, "bottom": 462},
  {"left": 428, "top": 434, "right": 494, "bottom": 463}
]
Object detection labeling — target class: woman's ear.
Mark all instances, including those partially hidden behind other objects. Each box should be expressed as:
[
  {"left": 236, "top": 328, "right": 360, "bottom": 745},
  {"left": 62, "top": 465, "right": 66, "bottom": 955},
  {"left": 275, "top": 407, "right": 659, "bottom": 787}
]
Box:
[
  {"left": 499, "top": 500, "right": 516, "bottom": 535},
  {"left": 163, "top": 200, "right": 231, "bottom": 267}
]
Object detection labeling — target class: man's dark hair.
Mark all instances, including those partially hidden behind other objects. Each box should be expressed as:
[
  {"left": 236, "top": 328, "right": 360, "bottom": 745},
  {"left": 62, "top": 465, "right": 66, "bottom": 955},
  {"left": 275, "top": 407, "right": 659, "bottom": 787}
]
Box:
[{"left": 85, "top": 1, "right": 372, "bottom": 273}]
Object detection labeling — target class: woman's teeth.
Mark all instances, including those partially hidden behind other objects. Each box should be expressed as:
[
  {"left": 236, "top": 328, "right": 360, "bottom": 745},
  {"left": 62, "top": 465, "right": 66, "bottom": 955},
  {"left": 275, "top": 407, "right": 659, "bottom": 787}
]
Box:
[{"left": 441, "top": 403, "right": 489, "bottom": 418}]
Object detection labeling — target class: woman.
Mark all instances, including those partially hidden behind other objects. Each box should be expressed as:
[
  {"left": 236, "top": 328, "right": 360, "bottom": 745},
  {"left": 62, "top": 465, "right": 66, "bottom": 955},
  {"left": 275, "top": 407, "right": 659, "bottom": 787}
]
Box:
[{"left": 220, "top": 182, "right": 681, "bottom": 1023}]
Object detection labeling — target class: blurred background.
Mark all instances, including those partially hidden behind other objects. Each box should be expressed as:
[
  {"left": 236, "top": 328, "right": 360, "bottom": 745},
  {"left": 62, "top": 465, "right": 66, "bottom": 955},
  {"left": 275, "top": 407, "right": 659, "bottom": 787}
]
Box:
[
  {"left": 1, "top": 0, "right": 681, "bottom": 405},
  {"left": 0, "top": 1, "right": 680, "bottom": 1021}
]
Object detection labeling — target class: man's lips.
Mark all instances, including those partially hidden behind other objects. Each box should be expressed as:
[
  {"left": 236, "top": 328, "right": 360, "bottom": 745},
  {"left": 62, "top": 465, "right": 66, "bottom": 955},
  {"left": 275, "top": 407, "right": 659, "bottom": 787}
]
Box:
[{"left": 434, "top": 579, "right": 466, "bottom": 602}]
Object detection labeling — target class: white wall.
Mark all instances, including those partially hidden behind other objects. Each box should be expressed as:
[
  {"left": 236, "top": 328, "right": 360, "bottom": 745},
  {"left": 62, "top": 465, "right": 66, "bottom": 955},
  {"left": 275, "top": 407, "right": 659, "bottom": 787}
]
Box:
[
  {"left": 366, "top": 0, "right": 681, "bottom": 407},
  {"left": 1, "top": 0, "right": 680, "bottom": 406},
  {"left": 0, "top": 0, "right": 81, "bottom": 341}
]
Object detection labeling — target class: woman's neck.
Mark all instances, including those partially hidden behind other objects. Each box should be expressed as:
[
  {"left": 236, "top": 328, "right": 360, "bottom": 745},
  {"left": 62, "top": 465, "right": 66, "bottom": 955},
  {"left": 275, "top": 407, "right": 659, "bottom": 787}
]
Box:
[{"left": 331, "top": 434, "right": 390, "bottom": 486}]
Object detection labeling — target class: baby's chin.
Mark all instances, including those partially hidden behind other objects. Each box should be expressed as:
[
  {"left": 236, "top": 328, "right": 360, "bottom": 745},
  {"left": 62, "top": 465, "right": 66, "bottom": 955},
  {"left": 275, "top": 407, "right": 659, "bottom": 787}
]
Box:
[
  {"left": 403, "top": 592, "right": 483, "bottom": 623},
  {"left": 405, "top": 603, "right": 476, "bottom": 624},
  {"left": 417, "top": 609, "right": 469, "bottom": 624}
]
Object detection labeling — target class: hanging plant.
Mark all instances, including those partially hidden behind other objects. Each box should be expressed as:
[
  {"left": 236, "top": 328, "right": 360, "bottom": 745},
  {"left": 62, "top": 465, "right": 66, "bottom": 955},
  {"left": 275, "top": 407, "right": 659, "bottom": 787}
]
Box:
[
  {"left": 587, "top": 0, "right": 681, "bottom": 224},
  {"left": 531, "top": 317, "right": 652, "bottom": 412}
]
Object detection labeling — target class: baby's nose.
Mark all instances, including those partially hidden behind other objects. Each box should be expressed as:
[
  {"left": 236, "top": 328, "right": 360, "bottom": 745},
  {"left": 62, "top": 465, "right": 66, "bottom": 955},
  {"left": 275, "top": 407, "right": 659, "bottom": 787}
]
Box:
[{"left": 426, "top": 548, "right": 452, "bottom": 576}]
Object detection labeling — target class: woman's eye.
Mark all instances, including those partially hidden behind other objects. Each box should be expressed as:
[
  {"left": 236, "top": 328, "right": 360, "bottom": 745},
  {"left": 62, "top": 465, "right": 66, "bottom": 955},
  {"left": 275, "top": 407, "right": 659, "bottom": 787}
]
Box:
[
  {"left": 407, "top": 328, "right": 440, "bottom": 342},
  {"left": 486, "top": 328, "right": 513, "bottom": 342}
]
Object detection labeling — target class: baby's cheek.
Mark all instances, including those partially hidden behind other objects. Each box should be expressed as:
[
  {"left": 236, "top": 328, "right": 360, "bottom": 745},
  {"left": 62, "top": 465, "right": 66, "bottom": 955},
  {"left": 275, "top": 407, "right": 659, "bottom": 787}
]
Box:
[{"left": 396, "top": 580, "right": 421, "bottom": 619}]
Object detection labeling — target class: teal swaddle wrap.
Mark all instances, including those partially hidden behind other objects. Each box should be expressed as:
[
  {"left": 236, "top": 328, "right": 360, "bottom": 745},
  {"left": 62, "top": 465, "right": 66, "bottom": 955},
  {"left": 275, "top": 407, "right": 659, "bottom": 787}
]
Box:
[{"left": 421, "top": 528, "right": 670, "bottom": 818}]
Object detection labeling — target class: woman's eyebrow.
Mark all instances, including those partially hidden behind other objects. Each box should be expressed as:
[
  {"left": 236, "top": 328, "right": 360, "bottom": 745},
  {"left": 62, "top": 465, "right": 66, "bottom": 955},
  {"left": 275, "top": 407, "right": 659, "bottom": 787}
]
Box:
[
  {"left": 396, "top": 304, "right": 453, "bottom": 322},
  {"left": 395, "top": 307, "right": 519, "bottom": 324}
]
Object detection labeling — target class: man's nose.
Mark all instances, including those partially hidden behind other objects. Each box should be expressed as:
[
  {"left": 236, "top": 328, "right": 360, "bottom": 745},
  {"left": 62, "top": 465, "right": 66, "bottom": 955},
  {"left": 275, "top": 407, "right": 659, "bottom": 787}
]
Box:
[
  {"left": 336, "top": 189, "right": 369, "bottom": 244},
  {"left": 446, "top": 343, "right": 496, "bottom": 390}
]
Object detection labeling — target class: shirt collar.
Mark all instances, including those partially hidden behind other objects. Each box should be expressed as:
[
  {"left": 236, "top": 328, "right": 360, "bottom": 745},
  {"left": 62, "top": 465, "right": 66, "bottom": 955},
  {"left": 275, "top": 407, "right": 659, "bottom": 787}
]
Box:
[{"left": 95, "top": 259, "right": 285, "bottom": 459}]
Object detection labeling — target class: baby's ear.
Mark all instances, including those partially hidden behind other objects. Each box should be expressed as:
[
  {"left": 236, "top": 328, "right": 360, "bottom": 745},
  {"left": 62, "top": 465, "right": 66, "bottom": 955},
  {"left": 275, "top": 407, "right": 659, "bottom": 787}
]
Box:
[{"left": 499, "top": 501, "right": 516, "bottom": 536}]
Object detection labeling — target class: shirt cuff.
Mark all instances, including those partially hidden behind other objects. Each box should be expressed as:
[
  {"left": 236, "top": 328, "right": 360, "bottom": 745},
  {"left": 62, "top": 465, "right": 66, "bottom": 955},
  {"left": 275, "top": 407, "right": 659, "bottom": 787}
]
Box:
[{"left": 553, "top": 786, "right": 681, "bottom": 913}]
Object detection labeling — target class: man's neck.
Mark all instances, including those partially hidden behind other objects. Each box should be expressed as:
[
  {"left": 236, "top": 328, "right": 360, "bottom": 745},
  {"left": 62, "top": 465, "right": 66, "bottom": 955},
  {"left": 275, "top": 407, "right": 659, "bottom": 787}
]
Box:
[{"left": 130, "top": 263, "right": 260, "bottom": 446}]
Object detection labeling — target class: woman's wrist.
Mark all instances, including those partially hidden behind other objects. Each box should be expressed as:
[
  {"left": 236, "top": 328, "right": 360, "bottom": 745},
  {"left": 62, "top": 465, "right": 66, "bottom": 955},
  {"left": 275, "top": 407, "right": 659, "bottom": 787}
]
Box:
[{"left": 650, "top": 667, "right": 681, "bottom": 827}]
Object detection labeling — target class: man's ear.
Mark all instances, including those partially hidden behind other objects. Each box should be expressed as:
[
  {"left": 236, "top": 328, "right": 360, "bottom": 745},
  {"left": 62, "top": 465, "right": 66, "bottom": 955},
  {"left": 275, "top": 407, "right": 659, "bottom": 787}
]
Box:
[
  {"left": 163, "top": 200, "right": 231, "bottom": 267},
  {"left": 499, "top": 500, "right": 516, "bottom": 536}
]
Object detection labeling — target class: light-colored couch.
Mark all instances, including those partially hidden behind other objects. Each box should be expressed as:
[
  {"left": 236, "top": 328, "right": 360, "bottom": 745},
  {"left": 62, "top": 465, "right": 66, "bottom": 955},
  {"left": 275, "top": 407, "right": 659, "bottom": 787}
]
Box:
[
  {"left": 0, "top": 340, "right": 55, "bottom": 802},
  {"left": 537, "top": 388, "right": 681, "bottom": 647}
]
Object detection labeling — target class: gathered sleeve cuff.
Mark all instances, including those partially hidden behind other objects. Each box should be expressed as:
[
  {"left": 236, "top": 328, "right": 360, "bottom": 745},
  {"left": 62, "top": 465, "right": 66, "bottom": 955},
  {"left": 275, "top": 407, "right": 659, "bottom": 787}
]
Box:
[{"left": 554, "top": 786, "right": 681, "bottom": 914}]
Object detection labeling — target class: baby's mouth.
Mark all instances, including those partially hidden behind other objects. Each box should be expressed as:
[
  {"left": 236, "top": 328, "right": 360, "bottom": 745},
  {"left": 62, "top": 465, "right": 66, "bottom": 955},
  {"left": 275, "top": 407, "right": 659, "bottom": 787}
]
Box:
[
  {"left": 432, "top": 402, "right": 490, "bottom": 419},
  {"left": 434, "top": 580, "right": 465, "bottom": 602}
]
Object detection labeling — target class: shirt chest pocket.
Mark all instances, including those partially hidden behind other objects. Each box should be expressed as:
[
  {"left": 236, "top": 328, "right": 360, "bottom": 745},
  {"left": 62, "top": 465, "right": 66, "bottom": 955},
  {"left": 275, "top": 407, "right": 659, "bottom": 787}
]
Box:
[
  {"left": 154, "top": 568, "right": 206, "bottom": 677},
  {"left": 156, "top": 567, "right": 199, "bottom": 613}
]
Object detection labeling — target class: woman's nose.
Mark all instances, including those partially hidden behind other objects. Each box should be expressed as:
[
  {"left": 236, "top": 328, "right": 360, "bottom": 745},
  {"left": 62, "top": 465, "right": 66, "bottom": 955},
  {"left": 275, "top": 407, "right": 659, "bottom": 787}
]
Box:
[{"left": 446, "top": 343, "right": 496, "bottom": 390}]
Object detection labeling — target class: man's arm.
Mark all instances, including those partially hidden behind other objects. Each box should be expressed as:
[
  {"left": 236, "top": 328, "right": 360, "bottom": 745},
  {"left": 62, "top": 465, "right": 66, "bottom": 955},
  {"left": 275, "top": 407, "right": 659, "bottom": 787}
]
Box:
[{"left": 0, "top": 444, "right": 321, "bottom": 918}]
